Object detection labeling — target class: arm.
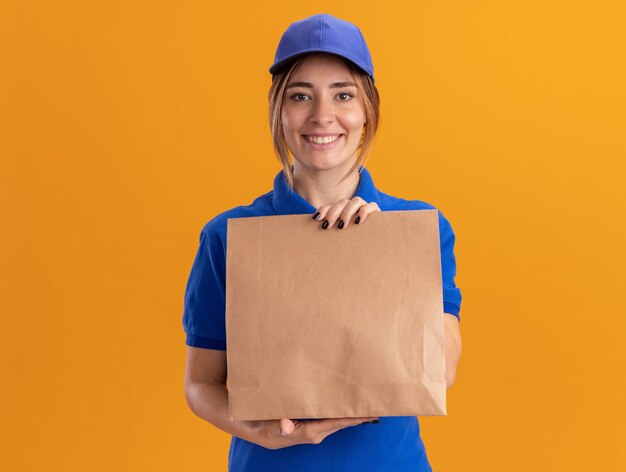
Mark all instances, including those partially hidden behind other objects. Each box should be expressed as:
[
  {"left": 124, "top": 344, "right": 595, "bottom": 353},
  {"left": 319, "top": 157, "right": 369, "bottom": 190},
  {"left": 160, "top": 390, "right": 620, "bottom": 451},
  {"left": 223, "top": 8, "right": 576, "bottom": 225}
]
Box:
[
  {"left": 443, "top": 313, "right": 462, "bottom": 389},
  {"left": 184, "top": 347, "right": 260, "bottom": 441},
  {"left": 183, "top": 346, "right": 377, "bottom": 449}
]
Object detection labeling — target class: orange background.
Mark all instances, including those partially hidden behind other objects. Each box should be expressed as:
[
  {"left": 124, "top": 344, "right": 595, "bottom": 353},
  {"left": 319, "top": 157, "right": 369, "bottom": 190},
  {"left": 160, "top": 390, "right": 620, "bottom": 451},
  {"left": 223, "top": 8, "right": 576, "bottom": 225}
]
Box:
[{"left": 1, "top": 1, "right": 625, "bottom": 470}]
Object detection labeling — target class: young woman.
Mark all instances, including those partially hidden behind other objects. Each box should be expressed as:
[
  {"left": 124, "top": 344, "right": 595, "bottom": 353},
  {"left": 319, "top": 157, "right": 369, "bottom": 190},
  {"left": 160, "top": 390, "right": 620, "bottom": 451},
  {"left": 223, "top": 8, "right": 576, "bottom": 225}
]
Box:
[{"left": 183, "top": 14, "right": 462, "bottom": 471}]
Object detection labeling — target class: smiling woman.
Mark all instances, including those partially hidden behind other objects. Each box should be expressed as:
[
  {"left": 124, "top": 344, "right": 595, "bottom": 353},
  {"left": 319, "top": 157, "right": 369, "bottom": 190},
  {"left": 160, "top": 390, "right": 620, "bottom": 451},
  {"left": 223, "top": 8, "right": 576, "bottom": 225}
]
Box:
[
  {"left": 269, "top": 52, "right": 380, "bottom": 190},
  {"left": 281, "top": 55, "right": 366, "bottom": 177},
  {"left": 182, "top": 12, "right": 462, "bottom": 472}
]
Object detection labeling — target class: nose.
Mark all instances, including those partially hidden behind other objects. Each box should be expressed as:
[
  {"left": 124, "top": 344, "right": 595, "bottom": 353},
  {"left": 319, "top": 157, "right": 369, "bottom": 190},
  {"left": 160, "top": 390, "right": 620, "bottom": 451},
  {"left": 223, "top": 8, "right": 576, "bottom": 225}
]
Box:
[{"left": 310, "top": 96, "right": 335, "bottom": 125}]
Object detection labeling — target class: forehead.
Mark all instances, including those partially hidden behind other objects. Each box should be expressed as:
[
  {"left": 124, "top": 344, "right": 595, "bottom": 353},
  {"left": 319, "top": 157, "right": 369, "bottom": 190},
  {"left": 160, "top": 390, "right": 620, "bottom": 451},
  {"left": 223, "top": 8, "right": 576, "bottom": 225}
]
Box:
[{"left": 289, "top": 53, "right": 354, "bottom": 81}]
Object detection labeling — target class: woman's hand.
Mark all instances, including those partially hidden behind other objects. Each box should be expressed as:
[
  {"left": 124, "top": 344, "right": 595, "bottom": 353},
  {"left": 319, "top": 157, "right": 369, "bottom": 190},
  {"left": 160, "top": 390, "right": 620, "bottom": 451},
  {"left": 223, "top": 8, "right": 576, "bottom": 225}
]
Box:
[
  {"left": 245, "top": 416, "right": 380, "bottom": 450},
  {"left": 311, "top": 197, "right": 381, "bottom": 230}
]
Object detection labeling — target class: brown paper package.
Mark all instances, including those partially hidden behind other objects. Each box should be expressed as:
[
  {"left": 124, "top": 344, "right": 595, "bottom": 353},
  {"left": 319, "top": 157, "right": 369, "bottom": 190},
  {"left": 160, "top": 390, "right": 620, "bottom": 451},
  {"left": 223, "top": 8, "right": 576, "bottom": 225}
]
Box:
[{"left": 225, "top": 209, "right": 446, "bottom": 421}]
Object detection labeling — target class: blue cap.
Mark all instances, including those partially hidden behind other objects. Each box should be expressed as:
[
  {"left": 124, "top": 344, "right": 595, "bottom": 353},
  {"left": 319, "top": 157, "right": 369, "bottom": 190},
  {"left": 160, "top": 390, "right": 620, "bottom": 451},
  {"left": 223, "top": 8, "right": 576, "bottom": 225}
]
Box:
[{"left": 269, "top": 14, "right": 375, "bottom": 83}]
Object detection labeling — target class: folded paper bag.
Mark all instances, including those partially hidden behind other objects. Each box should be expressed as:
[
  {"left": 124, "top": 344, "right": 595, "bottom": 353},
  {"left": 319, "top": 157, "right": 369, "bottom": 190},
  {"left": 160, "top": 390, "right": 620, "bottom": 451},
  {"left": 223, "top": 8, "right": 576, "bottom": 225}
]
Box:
[{"left": 225, "top": 209, "right": 446, "bottom": 421}]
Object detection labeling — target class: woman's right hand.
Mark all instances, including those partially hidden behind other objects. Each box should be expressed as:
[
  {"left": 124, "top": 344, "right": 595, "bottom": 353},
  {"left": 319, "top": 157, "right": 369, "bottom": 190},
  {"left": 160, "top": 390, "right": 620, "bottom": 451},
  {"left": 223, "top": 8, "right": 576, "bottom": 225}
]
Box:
[{"left": 245, "top": 416, "right": 379, "bottom": 450}]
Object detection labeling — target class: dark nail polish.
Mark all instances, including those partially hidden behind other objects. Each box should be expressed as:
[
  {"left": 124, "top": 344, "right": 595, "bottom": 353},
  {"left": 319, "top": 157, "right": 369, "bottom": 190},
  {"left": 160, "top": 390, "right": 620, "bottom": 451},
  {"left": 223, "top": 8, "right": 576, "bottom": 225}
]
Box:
[
  {"left": 371, "top": 419, "right": 380, "bottom": 424},
  {"left": 322, "top": 220, "right": 329, "bottom": 230},
  {"left": 312, "top": 211, "right": 320, "bottom": 220},
  {"left": 355, "top": 216, "right": 361, "bottom": 225},
  {"left": 338, "top": 220, "right": 344, "bottom": 229}
]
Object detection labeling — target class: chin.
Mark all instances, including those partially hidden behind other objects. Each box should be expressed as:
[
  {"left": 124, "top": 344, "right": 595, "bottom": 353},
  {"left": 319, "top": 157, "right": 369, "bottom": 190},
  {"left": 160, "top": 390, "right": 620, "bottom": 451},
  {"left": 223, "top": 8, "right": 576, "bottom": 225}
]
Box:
[{"left": 299, "top": 159, "right": 349, "bottom": 172}]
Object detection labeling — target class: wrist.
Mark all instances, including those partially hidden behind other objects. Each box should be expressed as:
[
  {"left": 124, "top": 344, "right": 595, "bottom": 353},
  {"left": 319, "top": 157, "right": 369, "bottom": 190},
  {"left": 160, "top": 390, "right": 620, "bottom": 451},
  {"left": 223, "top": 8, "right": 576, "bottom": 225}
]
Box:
[{"left": 236, "top": 419, "right": 265, "bottom": 444}]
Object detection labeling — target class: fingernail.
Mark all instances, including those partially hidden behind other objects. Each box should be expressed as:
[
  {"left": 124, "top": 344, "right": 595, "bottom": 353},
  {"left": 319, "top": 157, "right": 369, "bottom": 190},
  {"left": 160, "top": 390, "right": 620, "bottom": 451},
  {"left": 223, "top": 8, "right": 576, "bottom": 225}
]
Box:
[
  {"left": 322, "top": 220, "right": 329, "bottom": 230},
  {"left": 312, "top": 211, "right": 320, "bottom": 220},
  {"left": 371, "top": 419, "right": 380, "bottom": 424},
  {"left": 355, "top": 216, "right": 361, "bottom": 225},
  {"left": 338, "top": 220, "right": 344, "bottom": 229}
]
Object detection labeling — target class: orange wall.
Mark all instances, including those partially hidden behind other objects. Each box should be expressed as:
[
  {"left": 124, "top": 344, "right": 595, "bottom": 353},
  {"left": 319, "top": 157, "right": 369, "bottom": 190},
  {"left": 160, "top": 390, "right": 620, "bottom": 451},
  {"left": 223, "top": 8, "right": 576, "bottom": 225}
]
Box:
[{"left": 1, "top": 1, "right": 625, "bottom": 470}]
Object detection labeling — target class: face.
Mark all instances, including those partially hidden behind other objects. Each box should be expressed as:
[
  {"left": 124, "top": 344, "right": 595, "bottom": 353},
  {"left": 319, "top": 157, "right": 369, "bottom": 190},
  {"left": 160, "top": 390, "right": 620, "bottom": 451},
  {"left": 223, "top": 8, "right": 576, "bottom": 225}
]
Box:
[{"left": 281, "top": 53, "right": 366, "bottom": 173}]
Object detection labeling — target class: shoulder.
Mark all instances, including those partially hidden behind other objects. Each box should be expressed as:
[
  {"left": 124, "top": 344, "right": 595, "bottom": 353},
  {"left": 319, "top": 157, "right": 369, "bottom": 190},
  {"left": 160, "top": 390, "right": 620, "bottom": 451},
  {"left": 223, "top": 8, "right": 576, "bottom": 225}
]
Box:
[
  {"left": 377, "top": 189, "right": 437, "bottom": 212},
  {"left": 199, "top": 190, "right": 275, "bottom": 248},
  {"left": 377, "top": 189, "right": 456, "bottom": 235}
]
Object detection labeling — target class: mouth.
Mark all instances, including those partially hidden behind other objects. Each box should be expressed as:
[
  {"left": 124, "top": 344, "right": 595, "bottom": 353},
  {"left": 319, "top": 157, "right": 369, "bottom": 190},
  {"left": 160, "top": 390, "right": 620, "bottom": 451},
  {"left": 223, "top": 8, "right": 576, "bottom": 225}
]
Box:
[{"left": 302, "top": 134, "right": 343, "bottom": 149}]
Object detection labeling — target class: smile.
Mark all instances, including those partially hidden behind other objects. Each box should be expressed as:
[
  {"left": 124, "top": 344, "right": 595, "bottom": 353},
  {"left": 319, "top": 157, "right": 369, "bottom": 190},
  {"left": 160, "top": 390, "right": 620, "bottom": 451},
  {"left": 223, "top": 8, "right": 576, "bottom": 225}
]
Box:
[{"left": 303, "top": 134, "right": 341, "bottom": 145}]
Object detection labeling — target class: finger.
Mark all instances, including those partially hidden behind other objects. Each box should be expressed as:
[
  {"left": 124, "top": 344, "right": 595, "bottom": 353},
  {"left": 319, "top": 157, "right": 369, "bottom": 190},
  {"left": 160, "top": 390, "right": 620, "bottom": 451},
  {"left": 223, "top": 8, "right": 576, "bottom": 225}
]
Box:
[
  {"left": 322, "top": 421, "right": 371, "bottom": 438},
  {"left": 309, "top": 417, "right": 378, "bottom": 435},
  {"left": 284, "top": 417, "right": 377, "bottom": 446},
  {"left": 353, "top": 202, "right": 381, "bottom": 225},
  {"left": 280, "top": 418, "right": 295, "bottom": 436},
  {"left": 321, "top": 417, "right": 379, "bottom": 438},
  {"left": 312, "top": 204, "right": 331, "bottom": 227},
  {"left": 337, "top": 197, "right": 367, "bottom": 229},
  {"left": 318, "top": 200, "right": 351, "bottom": 230},
  {"left": 306, "top": 418, "right": 378, "bottom": 444}
]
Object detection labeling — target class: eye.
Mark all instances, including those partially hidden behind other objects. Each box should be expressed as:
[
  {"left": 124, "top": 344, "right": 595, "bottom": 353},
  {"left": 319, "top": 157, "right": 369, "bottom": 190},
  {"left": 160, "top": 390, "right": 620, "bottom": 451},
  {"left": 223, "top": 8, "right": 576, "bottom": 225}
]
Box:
[
  {"left": 289, "top": 93, "right": 310, "bottom": 102},
  {"left": 337, "top": 92, "right": 354, "bottom": 101}
]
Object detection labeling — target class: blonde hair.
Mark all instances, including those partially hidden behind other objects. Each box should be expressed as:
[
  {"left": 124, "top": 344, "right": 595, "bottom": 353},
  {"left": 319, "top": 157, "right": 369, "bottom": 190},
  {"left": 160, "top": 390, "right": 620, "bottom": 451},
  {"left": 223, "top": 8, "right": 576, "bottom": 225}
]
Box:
[{"left": 268, "top": 53, "right": 380, "bottom": 189}]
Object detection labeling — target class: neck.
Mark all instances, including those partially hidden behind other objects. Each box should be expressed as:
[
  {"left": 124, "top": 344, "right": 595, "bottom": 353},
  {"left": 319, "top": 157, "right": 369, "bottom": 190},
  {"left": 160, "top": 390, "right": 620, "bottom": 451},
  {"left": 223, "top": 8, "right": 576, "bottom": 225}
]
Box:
[{"left": 292, "top": 161, "right": 361, "bottom": 209}]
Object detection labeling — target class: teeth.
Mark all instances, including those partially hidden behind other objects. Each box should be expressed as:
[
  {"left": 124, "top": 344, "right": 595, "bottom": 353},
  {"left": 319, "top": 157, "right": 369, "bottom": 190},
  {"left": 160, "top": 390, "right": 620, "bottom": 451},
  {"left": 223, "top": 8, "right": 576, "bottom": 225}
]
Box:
[{"left": 305, "top": 135, "right": 339, "bottom": 144}]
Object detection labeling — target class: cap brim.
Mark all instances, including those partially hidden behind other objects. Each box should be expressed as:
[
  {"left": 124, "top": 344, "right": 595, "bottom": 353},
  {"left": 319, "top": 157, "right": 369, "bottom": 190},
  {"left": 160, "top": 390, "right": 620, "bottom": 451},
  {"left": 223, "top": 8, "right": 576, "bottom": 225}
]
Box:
[{"left": 269, "top": 48, "right": 374, "bottom": 82}]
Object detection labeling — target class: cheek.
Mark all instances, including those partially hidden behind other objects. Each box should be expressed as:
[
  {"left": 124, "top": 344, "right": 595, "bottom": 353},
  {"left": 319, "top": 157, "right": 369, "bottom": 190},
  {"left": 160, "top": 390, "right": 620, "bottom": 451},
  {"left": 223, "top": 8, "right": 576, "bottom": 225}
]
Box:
[
  {"left": 280, "top": 110, "right": 290, "bottom": 131},
  {"left": 281, "top": 107, "right": 302, "bottom": 134},
  {"left": 280, "top": 118, "right": 297, "bottom": 149},
  {"left": 342, "top": 107, "right": 366, "bottom": 131}
]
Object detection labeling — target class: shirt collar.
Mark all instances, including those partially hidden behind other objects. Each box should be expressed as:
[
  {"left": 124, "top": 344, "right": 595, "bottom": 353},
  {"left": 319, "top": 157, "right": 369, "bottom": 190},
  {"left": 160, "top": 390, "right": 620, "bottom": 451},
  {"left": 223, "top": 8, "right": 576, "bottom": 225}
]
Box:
[{"left": 271, "top": 165, "right": 381, "bottom": 215}]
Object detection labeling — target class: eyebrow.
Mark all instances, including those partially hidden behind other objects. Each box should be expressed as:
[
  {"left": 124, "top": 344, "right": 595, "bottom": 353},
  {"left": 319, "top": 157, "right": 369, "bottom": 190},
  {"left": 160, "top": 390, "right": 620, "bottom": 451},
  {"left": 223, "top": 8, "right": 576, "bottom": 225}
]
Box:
[{"left": 285, "top": 81, "right": 357, "bottom": 90}]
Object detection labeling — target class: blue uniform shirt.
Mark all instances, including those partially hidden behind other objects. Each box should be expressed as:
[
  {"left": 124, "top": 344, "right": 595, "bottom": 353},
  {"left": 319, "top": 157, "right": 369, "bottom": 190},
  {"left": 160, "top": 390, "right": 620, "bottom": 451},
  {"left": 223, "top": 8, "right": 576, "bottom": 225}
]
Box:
[{"left": 182, "top": 166, "right": 462, "bottom": 471}]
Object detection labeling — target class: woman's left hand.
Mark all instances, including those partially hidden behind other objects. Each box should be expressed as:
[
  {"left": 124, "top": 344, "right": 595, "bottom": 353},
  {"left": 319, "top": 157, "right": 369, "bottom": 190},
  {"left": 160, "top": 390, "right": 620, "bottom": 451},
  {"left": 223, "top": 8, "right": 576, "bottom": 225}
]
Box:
[{"left": 312, "top": 197, "right": 381, "bottom": 230}]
